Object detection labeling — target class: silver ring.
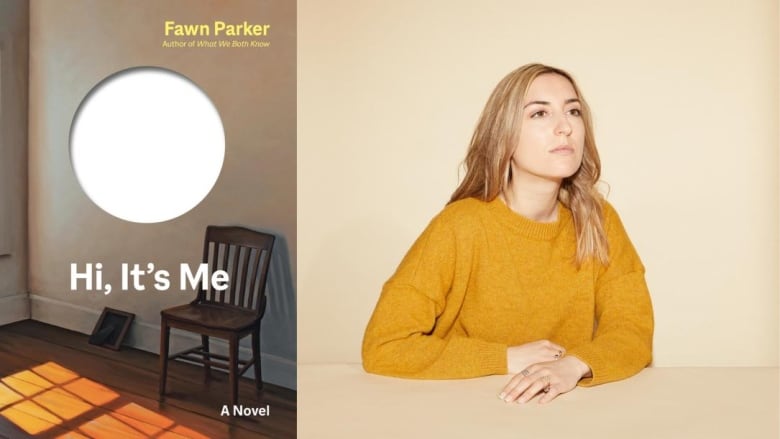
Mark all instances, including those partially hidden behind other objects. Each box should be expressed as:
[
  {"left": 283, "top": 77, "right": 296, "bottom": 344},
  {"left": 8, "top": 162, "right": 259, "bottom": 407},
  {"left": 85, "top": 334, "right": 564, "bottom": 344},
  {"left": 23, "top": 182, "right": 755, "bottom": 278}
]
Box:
[{"left": 521, "top": 369, "right": 530, "bottom": 377}]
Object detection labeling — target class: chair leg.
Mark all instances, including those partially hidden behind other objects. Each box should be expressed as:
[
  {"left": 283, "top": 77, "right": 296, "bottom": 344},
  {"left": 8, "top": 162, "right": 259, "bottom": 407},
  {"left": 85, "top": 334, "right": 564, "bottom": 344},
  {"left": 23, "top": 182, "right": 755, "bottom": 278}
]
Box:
[
  {"left": 229, "top": 335, "right": 239, "bottom": 406},
  {"left": 159, "top": 319, "right": 170, "bottom": 399},
  {"left": 252, "top": 326, "right": 263, "bottom": 391},
  {"left": 201, "top": 335, "right": 211, "bottom": 381}
]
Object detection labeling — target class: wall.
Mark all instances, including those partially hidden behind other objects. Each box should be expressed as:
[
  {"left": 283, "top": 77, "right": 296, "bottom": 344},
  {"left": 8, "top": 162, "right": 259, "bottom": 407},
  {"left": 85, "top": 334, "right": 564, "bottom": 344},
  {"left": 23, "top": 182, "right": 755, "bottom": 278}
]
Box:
[
  {"left": 0, "top": 0, "right": 29, "bottom": 325},
  {"left": 298, "top": 0, "right": 780, "bottom": 367},
  {"left": 28, "top": 0, "right": 297, "bottom": 389}
]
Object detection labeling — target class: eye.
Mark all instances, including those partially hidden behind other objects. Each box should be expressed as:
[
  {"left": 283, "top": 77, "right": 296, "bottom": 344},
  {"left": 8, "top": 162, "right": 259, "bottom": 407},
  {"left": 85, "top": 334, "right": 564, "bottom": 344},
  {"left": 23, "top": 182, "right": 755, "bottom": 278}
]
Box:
[
  {"left": 530, "top": 110, "right": 547, "bottom": 118},
  {"left": 567, "top": 108, "right": 582, "bottom": 116}
]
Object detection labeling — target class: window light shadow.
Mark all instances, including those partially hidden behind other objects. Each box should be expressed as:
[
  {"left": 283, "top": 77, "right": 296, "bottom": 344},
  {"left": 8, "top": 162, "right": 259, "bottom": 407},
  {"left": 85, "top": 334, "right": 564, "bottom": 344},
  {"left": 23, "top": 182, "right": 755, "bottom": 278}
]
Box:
[{"left": 0, "top": 361, "right": 209, "bottom": 438}]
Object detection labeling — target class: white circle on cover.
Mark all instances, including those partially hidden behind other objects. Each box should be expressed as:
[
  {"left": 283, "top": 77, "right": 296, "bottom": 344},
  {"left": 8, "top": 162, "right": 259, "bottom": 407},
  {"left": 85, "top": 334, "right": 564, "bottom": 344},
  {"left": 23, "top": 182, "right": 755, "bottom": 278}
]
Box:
[{"left": 70, "top": 67, "right": 225, "bottom": 223}]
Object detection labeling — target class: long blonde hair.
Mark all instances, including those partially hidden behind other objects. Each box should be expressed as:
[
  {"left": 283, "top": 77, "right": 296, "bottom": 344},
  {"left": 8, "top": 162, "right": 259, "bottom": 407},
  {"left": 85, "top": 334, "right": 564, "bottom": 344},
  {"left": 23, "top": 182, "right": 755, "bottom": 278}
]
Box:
[{"left": 449, "top": 63, "right": 609, "bottom": 266}]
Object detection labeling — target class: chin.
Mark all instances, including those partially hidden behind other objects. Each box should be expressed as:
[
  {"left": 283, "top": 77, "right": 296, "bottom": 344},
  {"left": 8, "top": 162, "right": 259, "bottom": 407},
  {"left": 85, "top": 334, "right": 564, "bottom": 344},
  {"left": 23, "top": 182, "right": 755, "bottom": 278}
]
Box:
[{"left": 549, "top": 166, "right": 581, "bottom": 180}]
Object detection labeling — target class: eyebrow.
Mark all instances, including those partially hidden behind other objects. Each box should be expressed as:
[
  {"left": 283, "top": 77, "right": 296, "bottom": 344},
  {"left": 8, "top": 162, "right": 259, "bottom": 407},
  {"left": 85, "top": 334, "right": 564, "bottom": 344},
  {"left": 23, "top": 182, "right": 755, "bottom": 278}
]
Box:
[{"left": 523, "top": 98, "right": 580, "bottom": 109}]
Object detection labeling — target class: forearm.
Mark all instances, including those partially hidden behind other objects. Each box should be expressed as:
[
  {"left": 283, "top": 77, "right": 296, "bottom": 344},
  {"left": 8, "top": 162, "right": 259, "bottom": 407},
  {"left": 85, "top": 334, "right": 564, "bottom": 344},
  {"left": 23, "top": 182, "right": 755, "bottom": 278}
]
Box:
[
  {"left": 567, "top": 322, "right": 652, "bottom": 386},
  {"left": 363, "top": 278, "right": 511, "bottom": 378},
  {"left": 578, "top": 205, "right": 654, "bottom": 386},
  {"left": 362, "top": 332, "right": 508, "bottom": 379}
]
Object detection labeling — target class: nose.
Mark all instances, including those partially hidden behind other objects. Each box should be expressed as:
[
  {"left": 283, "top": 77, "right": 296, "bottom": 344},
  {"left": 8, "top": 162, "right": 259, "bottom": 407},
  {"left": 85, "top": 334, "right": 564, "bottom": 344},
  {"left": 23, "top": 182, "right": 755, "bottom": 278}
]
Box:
[{"left": 555, "top": 114, "right": 572, "bottom": 136}]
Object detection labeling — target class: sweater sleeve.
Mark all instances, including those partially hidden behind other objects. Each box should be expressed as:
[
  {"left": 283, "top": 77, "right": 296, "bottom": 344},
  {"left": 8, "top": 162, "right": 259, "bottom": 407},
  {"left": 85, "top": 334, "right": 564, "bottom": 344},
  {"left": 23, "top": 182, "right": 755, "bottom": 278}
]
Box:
[
  {"left": 362, "top": 210, "right": 508, "bottom": 379},
  {"left": 566, "top": 203, "right": 654, "bottom": 386}
]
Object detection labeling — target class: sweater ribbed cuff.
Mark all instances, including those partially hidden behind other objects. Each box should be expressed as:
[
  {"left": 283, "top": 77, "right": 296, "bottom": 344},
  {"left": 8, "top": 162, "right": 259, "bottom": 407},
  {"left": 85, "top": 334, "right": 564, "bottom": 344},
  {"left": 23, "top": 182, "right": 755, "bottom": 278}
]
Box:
[
  {"left": 566, "top": 346, "right": 606, "bottom": 387},
  {"left": 478, "top": 343, "right": 508, "bottom": 376}
]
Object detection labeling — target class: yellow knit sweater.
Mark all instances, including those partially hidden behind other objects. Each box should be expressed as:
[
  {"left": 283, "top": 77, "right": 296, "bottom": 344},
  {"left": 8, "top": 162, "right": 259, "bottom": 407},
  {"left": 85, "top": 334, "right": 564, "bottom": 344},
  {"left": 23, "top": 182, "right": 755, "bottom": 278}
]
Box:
[{"left": 362, "top": 197, "right": 653, "bottom": 386}]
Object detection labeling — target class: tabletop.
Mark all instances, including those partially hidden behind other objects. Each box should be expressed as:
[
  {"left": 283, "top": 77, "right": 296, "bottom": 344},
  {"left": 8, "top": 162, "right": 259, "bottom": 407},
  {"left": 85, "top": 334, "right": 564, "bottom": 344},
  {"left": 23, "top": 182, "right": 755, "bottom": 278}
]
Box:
[{"left": 298, "top": 364, "right": 779, "bottom": 439}]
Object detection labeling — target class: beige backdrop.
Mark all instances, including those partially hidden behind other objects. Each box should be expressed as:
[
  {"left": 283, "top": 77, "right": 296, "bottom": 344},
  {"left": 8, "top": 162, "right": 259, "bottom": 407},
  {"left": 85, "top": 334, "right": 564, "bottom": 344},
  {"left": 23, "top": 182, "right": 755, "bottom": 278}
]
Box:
[
  {"left": 298, "top": 0, "right": 780, "bottom": 368},
  {"left": 27, "top": 0, "right": 297, "bottom": 389}
]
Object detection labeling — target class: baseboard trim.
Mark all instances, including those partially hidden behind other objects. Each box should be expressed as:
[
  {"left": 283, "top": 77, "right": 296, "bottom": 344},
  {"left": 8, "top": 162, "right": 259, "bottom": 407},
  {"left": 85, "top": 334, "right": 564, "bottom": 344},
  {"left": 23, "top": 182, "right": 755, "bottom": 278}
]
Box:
[
  {"left": 29, "top": 294, "right": 296, "bottom": 390},
  {"left": 0, "top": 293, "right": 30, "bottom": 326}
]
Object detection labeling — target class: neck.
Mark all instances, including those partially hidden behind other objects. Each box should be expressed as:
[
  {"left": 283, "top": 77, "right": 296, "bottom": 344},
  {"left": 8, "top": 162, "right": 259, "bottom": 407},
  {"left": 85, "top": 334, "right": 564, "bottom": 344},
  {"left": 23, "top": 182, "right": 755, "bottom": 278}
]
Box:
[{"left": 502, "top": 174, "right": 561, "bottom": 222}]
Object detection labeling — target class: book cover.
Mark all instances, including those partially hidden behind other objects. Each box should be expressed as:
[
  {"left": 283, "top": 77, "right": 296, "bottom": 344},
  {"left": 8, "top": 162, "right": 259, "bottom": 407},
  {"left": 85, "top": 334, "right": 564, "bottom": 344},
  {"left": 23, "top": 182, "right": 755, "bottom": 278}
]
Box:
[{"left": 0, "top": 1, "right": 296, "bottom": 437}]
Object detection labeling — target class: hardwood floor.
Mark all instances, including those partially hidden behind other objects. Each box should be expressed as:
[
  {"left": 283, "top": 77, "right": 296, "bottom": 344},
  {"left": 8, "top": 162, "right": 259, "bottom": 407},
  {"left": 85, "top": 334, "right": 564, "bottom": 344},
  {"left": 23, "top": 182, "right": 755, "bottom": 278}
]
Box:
[{"left": 0, "top": 320, "right": 296, "bottom": 438}]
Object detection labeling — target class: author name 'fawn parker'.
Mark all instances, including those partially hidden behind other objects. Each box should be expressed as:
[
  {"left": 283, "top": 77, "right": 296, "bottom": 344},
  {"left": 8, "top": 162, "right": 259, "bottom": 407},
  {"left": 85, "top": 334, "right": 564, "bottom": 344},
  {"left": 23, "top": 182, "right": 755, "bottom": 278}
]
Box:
[
  {"left": 164, "top": 20, "right": 270, "bottom": 37},
  {"left": 221, "top": 404, "right": 271, "bottom": 417}
]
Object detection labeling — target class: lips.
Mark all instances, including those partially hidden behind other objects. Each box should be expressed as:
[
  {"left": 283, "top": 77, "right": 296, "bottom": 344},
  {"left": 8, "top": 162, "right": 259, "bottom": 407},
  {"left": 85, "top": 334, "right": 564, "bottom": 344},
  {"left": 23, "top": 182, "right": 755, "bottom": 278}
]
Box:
[{"left": 550, "top": 145, "right": 575, "bottom": 154}]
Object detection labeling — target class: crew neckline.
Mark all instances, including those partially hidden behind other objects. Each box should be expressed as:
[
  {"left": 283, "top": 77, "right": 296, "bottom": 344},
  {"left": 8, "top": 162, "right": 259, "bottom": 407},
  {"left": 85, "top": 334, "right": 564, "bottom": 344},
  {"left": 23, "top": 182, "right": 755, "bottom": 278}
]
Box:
[{"left": 487, "top": 197, "right": 570, "bottom": 240}]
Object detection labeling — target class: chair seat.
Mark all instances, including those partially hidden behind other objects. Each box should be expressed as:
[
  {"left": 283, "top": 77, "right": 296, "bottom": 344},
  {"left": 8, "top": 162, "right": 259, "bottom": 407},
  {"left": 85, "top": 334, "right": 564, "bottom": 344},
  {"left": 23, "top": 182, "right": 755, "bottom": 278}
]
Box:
[
  {"left": 159, "top": 226, "right": 275, "bottom": 405},
  {"left": 162, "top": 303, "right": 259, "bottom": 331}
]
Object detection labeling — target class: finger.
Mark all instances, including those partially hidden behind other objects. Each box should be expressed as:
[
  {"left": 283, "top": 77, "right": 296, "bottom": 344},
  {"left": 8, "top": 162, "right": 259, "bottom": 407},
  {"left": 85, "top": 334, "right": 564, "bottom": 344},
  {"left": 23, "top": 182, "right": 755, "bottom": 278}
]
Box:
[
  {"left": 499, "top": 367, "right": 533, "bottom": 400},
  {"left": 537, "top": 384, "right": 560, "bottom": 404},
  {"left": 540, "top": 341, "right": 565, "bottom": 360},
  {"left": 550, "top": 344, "right": 566, "bottom": 360},
  {"left": 516, "top": 375, "right": 551, "bottom": 404},
  {"left": 499, "top": 378, "right": 530, "bottom": 403},
  {"left": 499, "top": 370, "right": 534, "bottom": 403},
  {"left": 541, "top": 340, "right": 564, "bottom": 352}
]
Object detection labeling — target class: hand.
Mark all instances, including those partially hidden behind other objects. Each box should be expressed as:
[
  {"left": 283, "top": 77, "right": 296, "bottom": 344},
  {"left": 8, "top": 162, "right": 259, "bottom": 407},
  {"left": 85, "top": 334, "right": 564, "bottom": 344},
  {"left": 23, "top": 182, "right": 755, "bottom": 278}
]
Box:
[
  {"left": 506, "top": 340, "right": 566, "bottom": 374},
  {"left": 498, "top": 356, "right": 591, "bottom": 404}
]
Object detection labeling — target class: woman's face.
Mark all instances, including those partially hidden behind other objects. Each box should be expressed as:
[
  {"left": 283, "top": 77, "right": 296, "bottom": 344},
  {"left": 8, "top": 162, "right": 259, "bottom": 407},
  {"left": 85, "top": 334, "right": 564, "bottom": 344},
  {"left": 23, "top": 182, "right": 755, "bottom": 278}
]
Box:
[{"left": 510, "top": 73, "right": 585, "bottom": 185}]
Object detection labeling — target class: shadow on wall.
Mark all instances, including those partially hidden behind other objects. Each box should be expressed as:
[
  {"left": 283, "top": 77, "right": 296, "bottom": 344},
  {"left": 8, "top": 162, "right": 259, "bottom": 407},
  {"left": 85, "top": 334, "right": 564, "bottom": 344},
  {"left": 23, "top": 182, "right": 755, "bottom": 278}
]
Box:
[
  {"left": 258, "top": 227, "right": 297, "bottom": 364},
  {"left": 118, "top": 224, "right": 297, "bottom": 389}
]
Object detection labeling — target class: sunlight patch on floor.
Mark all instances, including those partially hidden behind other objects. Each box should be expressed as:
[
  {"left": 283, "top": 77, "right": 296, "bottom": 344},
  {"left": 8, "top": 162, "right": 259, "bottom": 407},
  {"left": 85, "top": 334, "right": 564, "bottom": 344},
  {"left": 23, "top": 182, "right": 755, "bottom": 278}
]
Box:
[{"left": 0, "top": 361, "right": 209, "bottom": 438}]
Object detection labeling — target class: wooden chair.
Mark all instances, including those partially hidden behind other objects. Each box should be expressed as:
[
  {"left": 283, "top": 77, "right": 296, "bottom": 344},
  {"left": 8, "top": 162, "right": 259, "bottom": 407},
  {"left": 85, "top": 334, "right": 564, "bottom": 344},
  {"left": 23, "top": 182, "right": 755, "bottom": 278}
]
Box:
[{"left": 159, "top": 226, "right": 275, "bottom": 406}]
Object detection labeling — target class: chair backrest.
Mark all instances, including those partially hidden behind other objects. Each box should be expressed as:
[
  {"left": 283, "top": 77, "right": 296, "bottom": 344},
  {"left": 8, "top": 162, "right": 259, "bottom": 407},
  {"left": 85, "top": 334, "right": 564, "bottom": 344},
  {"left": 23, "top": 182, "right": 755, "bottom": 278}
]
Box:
[{"left": 196, "top": 225, "right": 275, "bottom": 315}]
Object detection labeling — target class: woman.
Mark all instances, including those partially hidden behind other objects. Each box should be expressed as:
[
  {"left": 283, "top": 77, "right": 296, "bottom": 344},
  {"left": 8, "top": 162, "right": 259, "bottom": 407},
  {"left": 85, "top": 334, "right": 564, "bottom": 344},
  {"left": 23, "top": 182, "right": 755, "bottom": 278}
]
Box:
[{"left": 362, "top": 63, "right": 654, "bottom": 404}]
